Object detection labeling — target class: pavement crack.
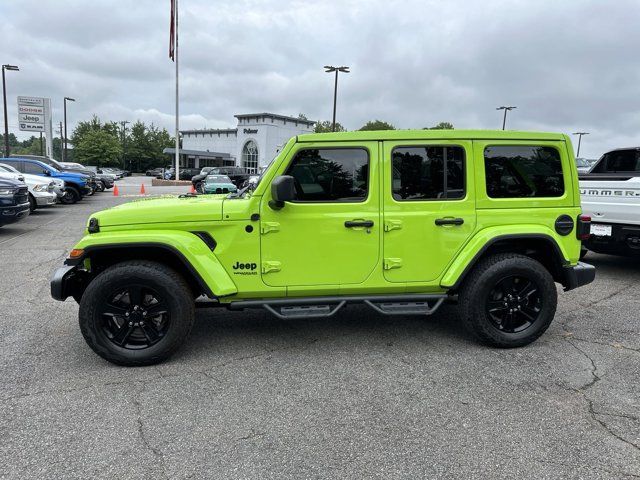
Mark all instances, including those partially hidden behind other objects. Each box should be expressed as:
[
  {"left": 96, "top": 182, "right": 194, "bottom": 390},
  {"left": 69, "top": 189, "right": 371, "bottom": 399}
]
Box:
[
  {"left": 566, "top": 339, "right": 601, "bottom": 391},
  {"left": 587, "top": 399, "right": 640, "bottom": 453},
  {"left": 133, "top": 382, "right": 169, "bottom": 480},
  {"left": 237, "top": 429, "right": 265, "bottom": 441}
]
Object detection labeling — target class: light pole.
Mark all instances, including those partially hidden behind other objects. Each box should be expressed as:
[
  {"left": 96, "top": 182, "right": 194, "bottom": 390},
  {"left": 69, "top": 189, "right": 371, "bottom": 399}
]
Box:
[
  {"left": 63, "top": 96, "right": 75, "bottom": 161},
  {"left": 324, "top": 65, "right": 349, "bottom": 132},
  {"left": 572, "top": 132, "right": 589, "bottom": 158},
  {"left": 496, "top": 106, "right": 516, "bottom": 130},
  {"left": 120, "top": 120, "right": 130, "bottom": 169},
  {"left": 2, "top": 64, "right": 19, "bottom": 157}
]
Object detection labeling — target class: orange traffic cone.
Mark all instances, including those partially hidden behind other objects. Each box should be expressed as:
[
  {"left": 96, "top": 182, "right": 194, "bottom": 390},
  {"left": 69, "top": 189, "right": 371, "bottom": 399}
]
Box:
[
  {"left": 190, "top": 184, "right": 196, "bottom": 194},
  {"left": 113, "top": 184, "right": 119, "bottom": 196},
  {"left": 140, "top": 183, "right": 146, "bottom": 195}
]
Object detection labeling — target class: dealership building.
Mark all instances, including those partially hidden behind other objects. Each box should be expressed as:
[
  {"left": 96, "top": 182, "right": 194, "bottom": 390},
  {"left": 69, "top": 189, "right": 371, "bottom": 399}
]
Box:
[{"left": 165, "top": 113, "right": 315, "bottom": 174}]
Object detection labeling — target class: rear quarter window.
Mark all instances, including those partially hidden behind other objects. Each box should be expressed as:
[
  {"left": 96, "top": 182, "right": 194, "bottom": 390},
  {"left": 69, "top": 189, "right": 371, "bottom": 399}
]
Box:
[{"left": 484, "top": 145, "right": 564, "bottom": 198}]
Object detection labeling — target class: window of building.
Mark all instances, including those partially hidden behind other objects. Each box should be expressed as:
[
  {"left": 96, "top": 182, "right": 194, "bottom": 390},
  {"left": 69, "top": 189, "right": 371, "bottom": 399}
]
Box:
[
  {"left": 392, "top": 146, "right": 465, "bottom": 200},
  {"left": 242, "top": 140, "right": 259, "bottom": 174},
  {"left": 484, "top": 145, "right": 564, "bottom": 198},
  {"left": 284, "top": 148, "right": 369, "bottom": 202}
]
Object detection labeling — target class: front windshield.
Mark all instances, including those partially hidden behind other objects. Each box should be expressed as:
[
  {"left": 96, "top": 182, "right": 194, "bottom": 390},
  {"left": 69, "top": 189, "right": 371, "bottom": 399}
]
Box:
[
  {"left": 206, "top": 175, "right": 231, "bottom": 183},
  {"left": 49, "top": 159, "right": 64, "bottom": 170},
  {"left": 0, "top": 163, "right": 19, "bottom": 173}
]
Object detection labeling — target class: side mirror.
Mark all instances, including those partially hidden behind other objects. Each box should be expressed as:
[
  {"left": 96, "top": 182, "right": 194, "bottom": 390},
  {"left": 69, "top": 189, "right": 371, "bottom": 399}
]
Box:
[
  {"left": 269, "top": 175, "right": 296, "bottom": 210},
  {"left": 43, "top": 170, "right": 51, "bottom": 176}
]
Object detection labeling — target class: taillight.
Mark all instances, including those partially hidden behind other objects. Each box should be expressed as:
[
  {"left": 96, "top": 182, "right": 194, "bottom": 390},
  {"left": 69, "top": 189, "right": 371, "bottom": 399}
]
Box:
[{"left": 577, "top": 214, "right": 591, "bottom": 240}]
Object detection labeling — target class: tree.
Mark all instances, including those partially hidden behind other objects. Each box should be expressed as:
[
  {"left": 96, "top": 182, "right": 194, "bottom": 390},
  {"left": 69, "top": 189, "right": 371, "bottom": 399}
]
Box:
[
  {"left": 74, "top": 129, "right": 122, "bottom": 167},
  {"left": 314, "top": 120, "right": 346, "bottom": 133},
  {"left": 125, "top": 121, "right": 173, "bottom": 172},
  {"left": 297, "top": 113, "right": 308, "bottom": 120},
  {"left": 358, "top": 120, "right": 395, "bottom": 131},
  {"left": 426, "top": 122, "right": 454, "bottom": 130}
]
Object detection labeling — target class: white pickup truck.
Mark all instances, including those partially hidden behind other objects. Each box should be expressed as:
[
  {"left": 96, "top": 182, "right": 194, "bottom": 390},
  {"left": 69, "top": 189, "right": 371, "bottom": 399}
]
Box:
[{"left": 579, "top": 147, "right": 640, "bottom": 257}]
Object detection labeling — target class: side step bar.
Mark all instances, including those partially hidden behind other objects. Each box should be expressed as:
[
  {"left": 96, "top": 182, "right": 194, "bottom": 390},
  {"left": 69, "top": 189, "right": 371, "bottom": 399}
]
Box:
[{"left": 227, "top": 294, "right": 448, "bottom": 320}]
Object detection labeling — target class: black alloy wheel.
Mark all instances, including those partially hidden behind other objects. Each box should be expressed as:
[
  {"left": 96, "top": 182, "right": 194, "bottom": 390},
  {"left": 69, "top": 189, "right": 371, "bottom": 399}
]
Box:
[
  {"left": 485, "top": 275, "right": 542, "bottom": 333},
  {"left": 99, "top": 285, "right": 171, "bottom": 350}
]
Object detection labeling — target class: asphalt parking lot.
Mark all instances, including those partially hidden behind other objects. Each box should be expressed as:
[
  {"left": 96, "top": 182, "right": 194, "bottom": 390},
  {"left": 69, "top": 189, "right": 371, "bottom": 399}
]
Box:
[{"left": 1, "top": 179, "right": 638, "bottom": 479}]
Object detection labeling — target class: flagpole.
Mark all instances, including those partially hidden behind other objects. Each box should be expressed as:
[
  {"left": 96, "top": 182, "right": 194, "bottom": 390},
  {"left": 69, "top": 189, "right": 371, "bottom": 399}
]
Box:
[{"left": 174, "top": 0, "right": 180, "bottom": 182}]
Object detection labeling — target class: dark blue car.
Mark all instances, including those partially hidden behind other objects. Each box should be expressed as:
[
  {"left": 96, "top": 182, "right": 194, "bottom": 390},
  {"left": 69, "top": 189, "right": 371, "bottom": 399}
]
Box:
[
  {"left": 0, "top": 157, "right": 90, "bottom": 204},
  {"left": 0, "top": 176, "right": 30, "bottom": 226}
]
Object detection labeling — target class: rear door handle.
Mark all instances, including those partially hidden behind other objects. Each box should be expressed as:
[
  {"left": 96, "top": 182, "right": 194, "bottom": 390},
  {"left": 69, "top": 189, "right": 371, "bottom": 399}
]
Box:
[
  {"left": 345, "top": 220, "right": 374, "bottom": 228},
  {"left": 435, "top": 217, "right": 464, "bottom": 226}
]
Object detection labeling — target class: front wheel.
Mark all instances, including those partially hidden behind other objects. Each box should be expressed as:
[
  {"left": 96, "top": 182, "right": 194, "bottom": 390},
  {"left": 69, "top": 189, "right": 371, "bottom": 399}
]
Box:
[
  {"left": 60, "top": 186, "right": 80, "bottom": 204},
  {"left": 28, "top": 193, "right": 37, "bottom": 212},
  {"left": 79, "top": 261, "right": 195, "bottom": 366},
  {"left": 459, "top": 253, "right": 557, "bottom": 348}
]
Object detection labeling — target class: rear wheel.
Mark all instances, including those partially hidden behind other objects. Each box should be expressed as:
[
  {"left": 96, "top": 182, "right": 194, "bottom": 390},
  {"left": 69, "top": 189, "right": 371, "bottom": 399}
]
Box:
[
  {"left": 459, "top": 253, "right": 557, "bottom": 348},
  {"left": 79, "top": 261, "right": 195, "bottom": 366}
]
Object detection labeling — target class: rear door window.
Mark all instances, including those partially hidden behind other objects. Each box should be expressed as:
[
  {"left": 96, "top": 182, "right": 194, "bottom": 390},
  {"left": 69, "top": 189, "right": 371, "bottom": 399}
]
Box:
[
  {"left": 391, "top": 146, "right": 465, "bottom": 200},
  {"left": 484, "top": 145, "right": 564, "bottom": 198}
]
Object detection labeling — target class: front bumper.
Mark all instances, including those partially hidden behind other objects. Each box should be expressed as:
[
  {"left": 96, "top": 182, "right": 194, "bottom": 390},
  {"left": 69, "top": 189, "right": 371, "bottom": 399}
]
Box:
[
  {"left": 34, "top": 191, "right": 57, "bottom": 206},
  {"left": 0, "top": 201, "right": 30, "bottom": 225},
  {"left": 50, "top": 265, "right": 77, "bottom": 301},
  {"left": 563, "top": 262, "right": 596, "bottom": 291}
]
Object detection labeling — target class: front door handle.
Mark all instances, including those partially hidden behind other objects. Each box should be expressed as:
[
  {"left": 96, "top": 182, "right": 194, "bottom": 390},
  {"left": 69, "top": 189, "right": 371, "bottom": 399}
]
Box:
[
  {"left": 345, "top": 220, "right": 374, "bottom": 228},
  {"left": 435, "top": 217, "right": 464, "bottom": 226}
]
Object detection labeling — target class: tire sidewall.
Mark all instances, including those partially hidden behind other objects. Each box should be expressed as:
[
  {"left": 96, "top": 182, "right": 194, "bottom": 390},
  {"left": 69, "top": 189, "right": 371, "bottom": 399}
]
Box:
[
  {"left": 464, "top": 256, "right": 557, "bottom": 347},
  {"left": 79, "top": 264, "right": 194, "bottom": 365}
]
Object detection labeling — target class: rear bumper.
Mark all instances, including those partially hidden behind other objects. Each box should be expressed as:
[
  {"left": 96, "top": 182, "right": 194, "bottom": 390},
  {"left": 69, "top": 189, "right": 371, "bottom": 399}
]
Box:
[
  {"left": 50, "top": 265, "right": 76, "bottom": 301},
  {"left": 563, "top": 262, "right": 596, "bottom": 291}
]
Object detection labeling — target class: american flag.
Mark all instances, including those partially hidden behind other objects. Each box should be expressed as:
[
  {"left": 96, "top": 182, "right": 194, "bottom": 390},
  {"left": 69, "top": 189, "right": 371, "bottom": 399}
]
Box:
[{"left": 169, "top": 0, "right": 176, "bottom": 61}]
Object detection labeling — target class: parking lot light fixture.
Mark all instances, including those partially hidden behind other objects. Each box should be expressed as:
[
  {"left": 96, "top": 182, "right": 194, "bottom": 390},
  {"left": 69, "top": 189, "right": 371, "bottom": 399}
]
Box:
[
  {"left": 2, "top": 64, "right": 19, "bottom": 157},
  {"left": 496, "top": 106, "right": 516, "bottom": 130},
  {"left": 572, "top": 132, "right": 589, "bottom": 158},
  {"left": 324, "top": 65, "right": 350, "bottom": 132},
  {"left": 63, "top": 97, "right": 76, "bottom": 161}
]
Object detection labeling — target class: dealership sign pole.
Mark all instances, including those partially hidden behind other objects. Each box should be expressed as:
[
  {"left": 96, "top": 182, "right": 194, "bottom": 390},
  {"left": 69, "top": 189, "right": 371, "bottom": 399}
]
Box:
[{"left": 18, "top": 96, "right": 52, "bottom": 157}]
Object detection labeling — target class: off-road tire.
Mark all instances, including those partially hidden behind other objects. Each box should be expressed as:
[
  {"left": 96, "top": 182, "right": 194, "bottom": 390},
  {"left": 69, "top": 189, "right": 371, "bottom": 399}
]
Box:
[
  {"left": 79, "top": 260, "right": 195, "bottom": 366},
  {"left": 458, "top": 253, "right": 557, "bottom": 348}
]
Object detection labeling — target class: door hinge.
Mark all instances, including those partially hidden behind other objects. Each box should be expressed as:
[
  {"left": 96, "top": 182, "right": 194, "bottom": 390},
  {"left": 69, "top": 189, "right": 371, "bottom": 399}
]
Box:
[
  {"left": 262, "top": 261, "right": 281, "bottom": 274},
  {"left": 383, "top": 258, "right": 403, "bottom": 270},
  {"left": 260, "top": 222, "right": 280, "bottom": 234},
  {"left": 384, "top": 219, "right": 403, "bottom": 232}
]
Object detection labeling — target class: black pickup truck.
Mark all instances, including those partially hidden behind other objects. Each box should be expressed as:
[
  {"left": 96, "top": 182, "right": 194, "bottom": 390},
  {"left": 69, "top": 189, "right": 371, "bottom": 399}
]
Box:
[
  {"left": 0, "top": 177, "right": 30, "bottom": 227},
  {"left": 191, "top": 166, "right": 250, "bottom": 192}
]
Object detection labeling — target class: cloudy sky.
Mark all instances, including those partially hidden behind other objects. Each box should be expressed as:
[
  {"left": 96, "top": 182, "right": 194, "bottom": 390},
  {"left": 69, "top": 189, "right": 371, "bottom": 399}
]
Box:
[{"left": 1, "top": 0, "right": 639, "bottom": 158}]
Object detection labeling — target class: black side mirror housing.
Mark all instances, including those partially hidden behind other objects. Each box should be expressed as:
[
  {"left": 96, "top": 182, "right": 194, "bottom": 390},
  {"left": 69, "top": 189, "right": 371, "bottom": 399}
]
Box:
[{"left": 269, "top": 175, "right": 296, "bottom": 210}]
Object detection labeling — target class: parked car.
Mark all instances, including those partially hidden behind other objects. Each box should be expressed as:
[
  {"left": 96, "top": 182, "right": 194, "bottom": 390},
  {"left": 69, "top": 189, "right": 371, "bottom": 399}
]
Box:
[
  {"left": 191, "top": 166, "right": 249, "bottom": 192},
  {"left": 146, "top": 167, "right": 164, "bottom": 177},
  {"left": 579, "top": 147, "right": 640, "bottom": 257},
  {"left": 202, "top": 174, "right": 238, "bottom": 194},
  {"left": 0, "top": 176, "right": 30, "bottom": 226},
  {"left": 0, "top": 163, "right": 57, "bottom": 211},
  {"left": 163, "top": 167, "right": 200, "bottom": 180},
  {"left": 12, "top": 155, "right": 99, "bottom": 194},
  {"left": 1, "top": 157, "right": 90, "bottom": 204},
  {"left": 51, "top": 129, "right": 595, "bottom": 366},
  {"left": 575, "top": 157, "right": 593, "bottom": 174},
  {"left": 62, "top": 163, "right": 115, "bottom": 191}
]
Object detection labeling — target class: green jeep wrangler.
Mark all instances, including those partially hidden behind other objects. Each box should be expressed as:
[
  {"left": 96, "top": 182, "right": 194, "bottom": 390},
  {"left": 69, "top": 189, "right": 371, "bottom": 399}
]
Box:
[{"left": 51, "top": 130, "right": 595, "bottom": 366}]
